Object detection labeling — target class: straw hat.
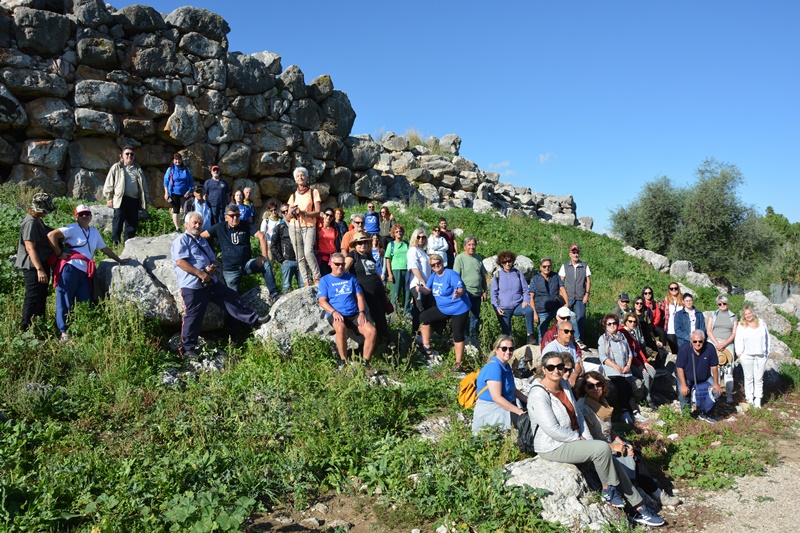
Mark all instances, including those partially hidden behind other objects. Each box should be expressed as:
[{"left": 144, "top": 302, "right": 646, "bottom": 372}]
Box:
[{"left": 348, "top": 232, "right": 372, "bottom": 248}]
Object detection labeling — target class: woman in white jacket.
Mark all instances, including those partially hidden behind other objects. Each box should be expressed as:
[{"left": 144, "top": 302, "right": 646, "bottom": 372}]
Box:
[
  {"left": 734, "top": 306, "right": 770, "bottom": 408},
  {"left": 529, "top": 352, "right": 665, "bottom": 527}
]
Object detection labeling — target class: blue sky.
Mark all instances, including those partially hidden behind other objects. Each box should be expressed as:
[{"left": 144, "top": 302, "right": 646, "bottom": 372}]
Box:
[{"left": 119, "top": 1, "right": 799, "bottom": 232}]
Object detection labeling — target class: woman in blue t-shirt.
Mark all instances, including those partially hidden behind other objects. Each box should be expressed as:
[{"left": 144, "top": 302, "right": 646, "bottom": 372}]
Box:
[
  {"left": 417, "top": 254, "right": 471, "bottom": 370},
  {"left": 472, "top": 335, "right": 526, "bottom": 434}
]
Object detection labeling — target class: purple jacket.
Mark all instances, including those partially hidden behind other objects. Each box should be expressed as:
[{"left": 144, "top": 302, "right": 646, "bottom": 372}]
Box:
[{"left": 490, "top": 268, "right": 530, "bottom": 309}]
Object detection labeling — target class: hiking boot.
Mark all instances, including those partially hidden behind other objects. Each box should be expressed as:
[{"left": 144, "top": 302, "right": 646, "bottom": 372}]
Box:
[
  {"left": 256, "top": 314, "right": 269, "bottom": 325},
  {"left": 630, "top": 506, "right": 665, "bottom": 527},
  {"left": 419, "top": 344, "right": 433, "bottom": 357},
  {"left": 602, "top": 486, "right": 625, "bottom": 508},
  {"left": 453, "top": 362, "right": 462, "bottom": 372},
  {"left": 697, "top": 413, "right": 717, "bottom": 424},
  {"left": 526, "top": 334, "right": 538, "bottom": 346},
  {"left": 657, "top": 491, "right": 681, "bottom": 507}
]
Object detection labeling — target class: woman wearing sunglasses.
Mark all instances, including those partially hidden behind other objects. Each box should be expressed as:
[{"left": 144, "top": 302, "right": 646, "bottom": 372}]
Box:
[
  {"left": 641, "top": 286, "right": 669, "bottom": 351},
  {"left": 529, "top": 353, "right": 665, "bottom": 527},
  {"left": 490, "top": 250, "right": 537, "bottom": 345},
  {"left": 472, "top": 335, "right": 526, "bottom": 434},
  {"left": 660, "top": 283, "right": 683, "bottom": 353},
  {"left": 576, "top": 372, "right": 680, "bottom": 507},
  {"left": 598, "top": 314, "right": 646, "bottom": 424},
  {"left": 417, "top": 254, "right": 471, "bottom": 369},
  {"left": 620, "top": 312, "right": 658, "bottom": 409}
]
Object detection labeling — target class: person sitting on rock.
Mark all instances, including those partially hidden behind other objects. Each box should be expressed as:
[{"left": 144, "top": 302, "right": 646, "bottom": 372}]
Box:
[
  {"left": 541, "top": 307, "right": 583, "bottom": 362},
  {"left": 575, "top": 371, "right": 681, "bottom": 507},
  {"left": 529, "top": 352, "right": 665, "bottom": 527},
  {"left": 472, "top": 335, "right": 526, "bottom": 434},
  {"left": 318, "top": 252, "right": 377, "bottom": 369},
  {"left": 674, "top": 293, "right": 705, "bottom": 348},
  {"left": 171, "top": 211, "right": 266, "bottom": 359},
  {"left": 619, "top": 312, "right": 657, "bottom": 409},
  {"left": 270, "top": 204, "right": 303, "bottom": 293},
  {"left": 200, "top": 203, "right": 278, "bottom": 298},
  {"left": 676, "top": 330, "right": 723, "bottom": 423},
  {"left": 541, "top": 319, "right": 584, "bottom": 388},
  {"left": 612, "top": 293, "right": 631, "bottom": 320}
]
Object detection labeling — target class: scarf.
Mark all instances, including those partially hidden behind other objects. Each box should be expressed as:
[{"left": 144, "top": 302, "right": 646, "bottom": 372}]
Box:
[
  {"left": 584, "top": 396, "right": 614, "bottom": 421},
  {"left": 603, "top": 331, "right": 631, "bottom": 366}
]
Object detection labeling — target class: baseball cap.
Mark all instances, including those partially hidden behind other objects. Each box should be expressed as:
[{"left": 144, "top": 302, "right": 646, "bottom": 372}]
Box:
[
  {"left": 570, "top": 244, "right": 580, "bottom": 252},
  {"left": 619, "top": 293, "right": 630, "bottom": 302},
  {"left": 556, "top": 307, "right": 572, "bottom": 318},
  {"left": 211, "top": 165, "right": 220, "bottom": 172},
  {"left": 74, "top": 204, "right": 91, "bottom": 216}
]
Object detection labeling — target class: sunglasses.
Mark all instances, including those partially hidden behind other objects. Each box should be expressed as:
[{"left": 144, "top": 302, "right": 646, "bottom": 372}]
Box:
[
  {"left": 544, "top": 363, "right": 566, "bottom": 372},
  {"left": 570, "top": 250, "right": 580, "bottom": 254},
  {"left": 606, "top": 322, "right": 618, "bottom": 327},
  {"left": 634, "top": 301, "right": 643, "bottom": 305},
  {"left": 691, "top": 340, "right": 704, "bottom": 344},
  {"left": 585, "top": 382, "right": 603, "bottom": 390},
  {"left": 563, "top": 367, "right": 574, "bottom": 374},
  {"left": 643, "top": 291, "right": 653, "bottom": 295},
  {"left": 353, "top": 221, "right": 364, "bottom": 225},
  {"left": 331, "top": 262, "right": 344, "bottom": 267},
  {"left": 368, "top": 205, "right": 374, "bottom": 209},
  {"left": 324, "top": 213, "right": 333, "bottom": 217},
  {"left": 281, "top": 210, "right": 289, "bottom": 214},
  {"left": 541, "top": 264, "right": 552, "bottom": 269},
  {"left": 123, "top": 152, "right": 134, "bottom": 157},
  {"left": 497, "top": 345, "right": 514, "bottom": 352},
  {"left": 626, "top": 319, "right": 636, "bottom": 324},
  {"left": 561, "top": 329, "right": 574, "bottom": 334},
  {"left": 417, "top": 235, "right": 427, "bottom": 239},
  {"left": 718, "top": 302, "right": 728, "bottom": 307},
  {"left": 227, "top": 213, "right": 240, "bottom": 218},
  {"left": 502, "top": 260, "right": 514, "bottom": 264},
  {"left": 78, "top": 212, "right": 92, "bottom": 217},
  {"left": 669, "top": 286, "right": 679, "bottom": 291},
  {"left": 430, "top": 262, "right": 442, "bottom": 267}
]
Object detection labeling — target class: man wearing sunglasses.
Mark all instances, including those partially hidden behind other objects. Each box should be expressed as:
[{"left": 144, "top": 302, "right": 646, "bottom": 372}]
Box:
[
  {"left": 529, "top": 256, "right": 569, "bottom": 342},
  {"left": 559, "top": 244, "right": 591, "bottom": 350},
  {"left": 339, "top": 215, "right": 365, "bottom": 255},
  {"left": 318, "top": 252, "right": 377, "bottom": 368},
  {"left": 675, "top": 330, "right": 722, "bottom": 423},
  {"left": 270, "top": 204, "right": 303, "bottom": 293},
  {"left": 541, "top": 319, "right": 583, "bottom": 387},
  {"left": 199, "top": 204, "right": 278, "bottom": 297}
]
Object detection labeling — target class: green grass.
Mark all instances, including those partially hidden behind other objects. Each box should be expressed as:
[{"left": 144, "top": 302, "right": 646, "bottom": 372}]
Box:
[{"left": 1, "top": 183, "right": 797, "bottom": 531}]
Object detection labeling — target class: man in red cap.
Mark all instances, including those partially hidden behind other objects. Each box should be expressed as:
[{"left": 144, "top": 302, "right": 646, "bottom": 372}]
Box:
[
  {"left": 204, "top": 165, "right": 230, "bottom": 226},
  {"left": 559, "top": 244, "right": 591, "bottom": 350}
]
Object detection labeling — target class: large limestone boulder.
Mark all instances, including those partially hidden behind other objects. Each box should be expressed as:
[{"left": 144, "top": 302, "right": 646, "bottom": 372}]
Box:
[
  {"left": 20, "top": 139, "right": 68, "bottom": 169},
  {"left": 66, "top": 168, "right": 105, "bottom": 202},
  {"left": 684, "top": 271, "right": 714, "bottom": 288},
  {"left": 75, "top": 108, "right": 119, "bottom": 136},
  {"left": 8, "top": 164, "right": 66, "bottom": 196},
  {"left": 321, "top": 90, "right": 356, "bottom": 138},
  {"left": 24, "top": 97, "right": 73, "bottom": 139},
  {"left": 670, "top": 260, "right": 693, "bottom": 278},
  {"left": 74, "top": 80, "right": 132, "bottom": 113},
  {"left": 12, "top": 7, "right": 71, "bottom": 57},
  {"left": 352, "top": 170, "right": 386, "bottom": 200},
  {"left": 165, "top": 6, "right": 230, "bottom": 42},
  {"left": 776, "top": 294, "right": 800, "bottom": 319},
  {"left": 116, "top": 4, "right": 167, "bottom": 35},
  {"left": 505, "top": 457, "right": 620, "bottom": 529},
  {"left": 483, "top": 254, "right": 535, "bottom": 281},
  {"left": 279, "top": 65, "right": 307, "bottom": 98},
  {"left": 744, "top": 290, "right": 791, "bottom": 335},
  {"left": 76, "top": 36, "right": 117, "bottom": 70},
  {"left": 227, "top": 52, "right": 275, "bottom": 95},
  {"left": 439, "top": 133, "right": 461, "bottom": 155},
  {"left": 308, "top": 74, "right": 333, "bottom": 102},
  {"left": 72, "top": 0, "right": 113, "bottom": 28},
  {"left": 286, "top": 98, "right": 323, "bottom": 131},
  {"left": 158, "top": 96, "right": 204, "bottom": 145},
  {"left": 255, "top": 286, "right": 331, "bottom": 352},
  {"left": 179, "top": 32, "right": 224, "bottom": 59},
  {"left": 67, "top": 137, "right": 120, "bottom": 170},
  {"left": 2, "top": 68, "right": 69, "bottom": 99},
  {"left": 345, "top": 136, "right": 381, "bottom": 170}
]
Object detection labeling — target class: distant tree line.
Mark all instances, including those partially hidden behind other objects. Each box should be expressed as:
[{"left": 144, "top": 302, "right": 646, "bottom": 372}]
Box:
[{"left": 611, "top": 158, "right": 799, "bottom": 287}]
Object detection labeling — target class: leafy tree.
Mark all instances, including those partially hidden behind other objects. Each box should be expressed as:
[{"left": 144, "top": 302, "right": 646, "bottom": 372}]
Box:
[{"left": 610, "top": 176, "right": 682, "bottom": 254}]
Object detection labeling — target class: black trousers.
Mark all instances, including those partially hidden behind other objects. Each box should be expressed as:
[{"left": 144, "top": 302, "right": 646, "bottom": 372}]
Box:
[
  {"left": 21, "top": 267, "right": 49, "bottom": 330},
  {"left": 112, "top": 195, "right": 140, "bottom": 244}
]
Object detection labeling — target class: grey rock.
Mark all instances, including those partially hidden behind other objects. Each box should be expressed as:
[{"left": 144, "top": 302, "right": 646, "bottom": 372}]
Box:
[
  {"left": 385, "top": 175, "right": 425, "bottom": 206},
  {"left": 776, "top": 294, "right": 800, "bottom": 319},
  {"left": 0, "top": 47, "right": 32, "bottom": 69},
  {"left": 308, "top": 74, "right": 333, "bottom": 102},
  {"left": 0, "top": 136, "right": 18, "bottom": 165},
  {"left": 74, "top": 107, "right": 119, "bottom": 136},
  {"left": 472, "top": 198, "right": 495, "bottom": 213},
  {"left": 134, "top": 94, "right": 170, "bottom": 118},
  {"left": 20, "top": 138, "right": 68, "bottom": 169},
  {"left": 122, "top": 117, "right": 155, "bottom": 140},
  {"left": 506, "top": 458, "right": 619, "bottom": 529},
  {"left": 577, "top": 216, "right": 594, "bottom": 231},
  {"left": 194, "top": 89, "right": 226, "bottom": 115},
  {"left": 292, "top": 152, "right": 325, "bottom": 180},
  {"left": 67, "top": 137, "right": 120, "bottom": 171},
  {"left": 352, "top": 170, "right": 386, "bottom": 200},
  {"left": 419, "top": 155, "right": 458, "bottom": 176},
  {"left": 129, "top": 34, "right": 191, "bottom": 77},
  {"left": 191, "top": 58, "right": 225, "bottom": 90},
  {"left": 258, "top": 177, "right": 295, "bottom": 199},
  {"left": 439, "top": 133, "right": 461, "bottom": 155},
  {"left": 327, "top": 166, "right": 352, "bottom": 194},
  {"left": 251, "top": 151, "right": 291, "bottom": 177},
  {"left": 255, "top": 286, "right": 334, "bottom": 352},
  {"left": 416, "top": 183, "right": 440, "bottom": 205},
  {"left": 1, "top": 68, "right": 68, "bottom": 98},
  {"left": 165, "top": 6, "right": 230, "bottom": 42},
  {"left": 116, "top": 4, "right": 166, "bottom": 35},
  {"left": 217, "top": 141, "right": 250, "bottom": 178},
  {"left": 484, "top": 171, "right": 500, "bottom": 183},
  {"left": 0, "top": 83, "right": 28, "bottom": 129},
  {"left": 72, "top": 0, "right": 112, "bottom": 28},
  {"left": 76, "top": 36, "right": 117, "bottom": 69},
  {"left": 279, "top": 65, "right": 307, "bottom": 98},
  {"left": 74, "top": 80, "right": 132, "bottom": 113},
  {"left": 66, "top": 167, "right": 105, "bottom": 201},
  {"left": 550, "top": 213, "right": 577, "bottom": 227},
  {"left": 406, "top": 168, "right": 433, "bottom": 184},
  {"left": 670, "top": 260, "right": 693, "bottom": 278},
  {"left": 252, "top": 51, "right": 282, "bottom": 75},
  {"left": 12, "top": 7, "right": 71, "bottom": 57},
  {"left": 374, "top": 153, "right": 393, "bottom": 173},
  {"left": 685, "top": 271, "right": 714, "bottom": 288},
  {"left": 452, "top": 156, "right": 478, "bottom": 172},
  {"left": 303, "top": 130, "right": 343, "bottom": 160},
  {"left": 287, "top": 98, "right": 323, "bottom": 131},
  {"left": 158, "top": 96, "right": 204, "bottom": 145},
  {"left": 345, "top": 136, "right": 381, "bottom": 170},
  {"left": 8, "top": 164, "right": 66, "bottom": 196},
  {"left": 440, "top": 174, "right": 459, "bottom": 189},
  {"left": 381, "top": 132, "right": 409, "bottom": 152},
  {"left": 96, "top": 259, "right": 182, "bottom": 324},
  {"left": 178, "top": 32, "right": 224, "bottom": 59},
  {"left": 390, "top": 152, "right": 417, "bottom": 174},
  {"left": 744, "top": 290, "right": 791, "bottom": 335},
  {"left": 630, "top": 248, "right": 670, "bottom": 272},
  {"left": 207, "top": 116, "right": 243, "bottom": 144},
  {"left": 227, "top": 52, "right": 275, "bottom": 95},
  {"left": 321, "top": 90, "right": 356, "bottom": 138},
  {"left": 337, "top": 192, "right": 357, "bottom": 208},
  {"left": 231, "top": 94, "right": 268, "bottom": 121},
  {"left": 543, "top": 194, "right": 575, "bottom": 214},
  {"left": 142, "top": 78, "right": 183, "bottom": 100},
  {"left": 251, "top": 125, "right": 291, "bottom": 152}
]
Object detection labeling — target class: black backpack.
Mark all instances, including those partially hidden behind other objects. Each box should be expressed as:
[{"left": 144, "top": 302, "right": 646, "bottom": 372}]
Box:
[{"left": 515, "top": 384, "right": 544, "bottom": 454}]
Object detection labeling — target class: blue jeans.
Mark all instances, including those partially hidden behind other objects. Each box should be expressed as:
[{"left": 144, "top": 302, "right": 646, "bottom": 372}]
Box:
[
  {"left": 280, "top": 260, "right": 303, "bottom": 292},
  {"left": 536, "top": 309, "right": 554, "bottom": 343},
  {"left": 466, "top": 292, "right": 482, "bottom": 338},
  {"left": 496, "top": 303, "right": 535, "bottom": 336},
  {"left": 221, "top": 259, "right": 280, "bottom": 296},
  {"left": 56, "top": 263, "right": 91, "bottom": 333},
  {"left": 569, "top": 298, "right": 586, "bottom": 342}
]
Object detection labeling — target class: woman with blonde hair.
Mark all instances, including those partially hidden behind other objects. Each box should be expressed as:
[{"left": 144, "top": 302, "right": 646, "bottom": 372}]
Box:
[
  {"left": 660, "top": 282, "right": 683, "bottom": 353},
  {"left": 734, "top": 306, "right": 770, "bottom": 408},
  {"left": 406, "top": 227, "right": 432, "bottom": 332},
  {"left": 472, "top": 335, "right": 525, "bottom": 434}
]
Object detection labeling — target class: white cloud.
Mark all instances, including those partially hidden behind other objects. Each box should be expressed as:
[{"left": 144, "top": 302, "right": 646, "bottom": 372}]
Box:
[
  {"left": 538, "top": 153, "right": 557, "bottom": 164},
  {"left": 489, "top": 161, "right": 511, "bottom": 169},
  {"left": 488, "top": 161, "right": 516, "bottom": 177}
]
